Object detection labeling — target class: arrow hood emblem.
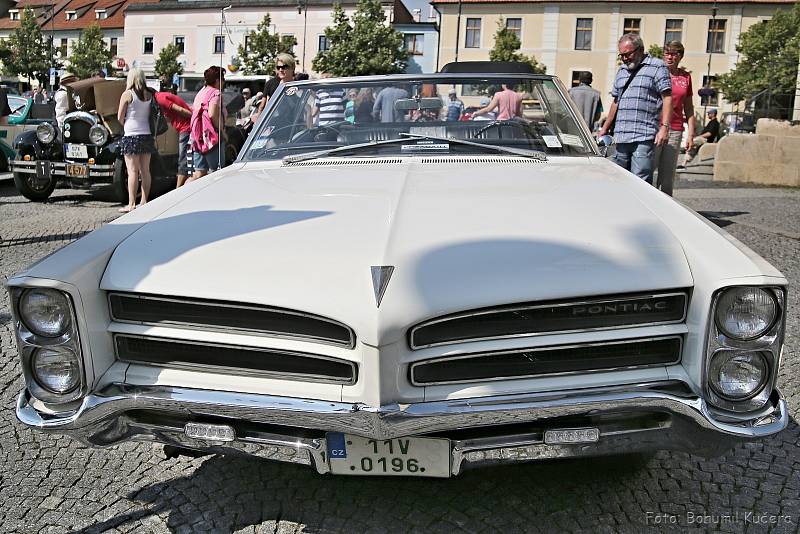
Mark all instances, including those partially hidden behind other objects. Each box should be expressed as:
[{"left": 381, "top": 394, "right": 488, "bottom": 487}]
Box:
[{"left": 371, "top": 266, "right": 394, "bottom": 307}]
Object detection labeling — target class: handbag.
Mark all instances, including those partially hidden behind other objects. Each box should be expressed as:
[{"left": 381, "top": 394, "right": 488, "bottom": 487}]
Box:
[
  {"left": 148, "top": 89, "right": 169, "bottom": 136},
  {"left": 608, "top": 63, "right": 644, "bottom": 135}
]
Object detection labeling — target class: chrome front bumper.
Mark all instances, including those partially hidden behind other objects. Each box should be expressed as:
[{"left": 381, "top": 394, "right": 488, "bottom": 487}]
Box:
[
  {"left": 17, "top": 381, "right": 788, "bottom": 477},
  {"left": 12, "top": 160, "right": 114, "bottom": 180}
]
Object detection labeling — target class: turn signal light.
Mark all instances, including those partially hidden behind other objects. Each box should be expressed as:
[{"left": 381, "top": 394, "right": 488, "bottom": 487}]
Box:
[
  {"left": 23, "top": 154, "right": 31, "bottom": 161},
  {"left": 88, "top": 158, "right": 95, "bottom": 165}
]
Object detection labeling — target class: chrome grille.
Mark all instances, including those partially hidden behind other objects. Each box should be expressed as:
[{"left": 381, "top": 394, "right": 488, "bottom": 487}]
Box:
[
  {"left": 115, "top": 335, "right": 357, "bottom": 384},
  {"left": 410, "top": 291, "right": 688, "bottom": 349},
  {"left": 109, "top": 293, "right": 355, "bottom": 348},
  {"left": 410, "top": 336, "right": 682, "bottom": 385}
]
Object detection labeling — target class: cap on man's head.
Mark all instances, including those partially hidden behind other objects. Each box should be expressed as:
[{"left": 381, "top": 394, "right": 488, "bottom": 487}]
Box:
[
  {"left": 708, "top": 108, "right": 718, "bottom": 115},
  {"left": 448, "top": 88, "right": 457, "bottom": 95},
  {"left": 479, "top": 96, "right": 490, "bottom": 106},
  {"left": 61, "top": 72, "right": 77, "bottom": 82}
]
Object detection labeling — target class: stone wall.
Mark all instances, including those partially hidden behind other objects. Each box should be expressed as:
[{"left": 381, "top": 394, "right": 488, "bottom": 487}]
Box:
[{"left": 713, "top": 119, "right": 800, "bottom": 187}]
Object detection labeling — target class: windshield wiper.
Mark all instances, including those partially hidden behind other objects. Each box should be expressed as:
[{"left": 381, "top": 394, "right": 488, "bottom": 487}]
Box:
[{"left": 282, "top": 133, "right": 548, "bottom": 164}]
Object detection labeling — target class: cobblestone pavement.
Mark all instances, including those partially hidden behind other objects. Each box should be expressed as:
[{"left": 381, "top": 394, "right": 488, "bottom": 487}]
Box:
[{"left": 1, "top": 181, "right": 799, "bottom": 534}]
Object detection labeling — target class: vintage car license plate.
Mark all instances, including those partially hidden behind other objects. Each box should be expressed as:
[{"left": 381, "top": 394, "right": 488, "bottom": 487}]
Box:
[
  {"left": 66, "top": 163, "right": 88, "bottom": 178},
  {"left": 327, "top": 433, "right": 450, "bottom": 477},
  {"left": 65, "top": 143, "right": 88, "bottom": 159}
]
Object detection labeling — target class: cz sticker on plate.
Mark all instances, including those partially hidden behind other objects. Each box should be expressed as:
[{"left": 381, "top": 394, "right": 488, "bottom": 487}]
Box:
[{"left": 326, "top": 432, "right": 450, "bottom": 477}]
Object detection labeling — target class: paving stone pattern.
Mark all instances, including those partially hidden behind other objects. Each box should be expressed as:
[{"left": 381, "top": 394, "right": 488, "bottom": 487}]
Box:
[{"left": 1, "top": 182, "right": 799, "bottom": 534}]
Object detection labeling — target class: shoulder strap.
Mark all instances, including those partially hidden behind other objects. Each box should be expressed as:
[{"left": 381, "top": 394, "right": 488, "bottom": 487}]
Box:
[{"left": 614, "top": 63, "right": 645, "bottom": 103}]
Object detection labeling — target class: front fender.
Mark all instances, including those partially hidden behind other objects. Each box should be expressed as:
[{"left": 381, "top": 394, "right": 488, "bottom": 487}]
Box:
[{"left": 13, "top": 131, "right": 62, "bottom": 160}]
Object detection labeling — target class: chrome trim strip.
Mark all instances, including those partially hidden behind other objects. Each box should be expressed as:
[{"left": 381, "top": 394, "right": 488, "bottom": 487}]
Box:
[
  {"left": 17, "top": 381, "right": 787, "bottom": 441},
  {"left": 409, "top": 335, "right": 684, "bottom": 386},
  {"left": 409, "top": 291, "right": 689, "bottom": 349},
  {"left": 114, "top": 334, "right": 358, "bottom": 386},
  {"left": 107, "top": 292, "right": 357, "bottom": 349}
]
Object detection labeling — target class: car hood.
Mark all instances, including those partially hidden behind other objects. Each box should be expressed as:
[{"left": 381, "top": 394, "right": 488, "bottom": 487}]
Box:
[{"left": 100, "top": 157, "right": 694, "bottom": 345}]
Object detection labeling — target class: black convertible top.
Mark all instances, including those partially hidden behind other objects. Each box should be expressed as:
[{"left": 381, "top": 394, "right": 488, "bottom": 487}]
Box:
[{"left": 438, "top": 61, "right": 539, "bottom": 74}]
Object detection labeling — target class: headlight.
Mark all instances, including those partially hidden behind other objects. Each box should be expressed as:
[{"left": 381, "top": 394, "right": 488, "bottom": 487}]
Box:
[
  {"left": 89, "top": 125, "right": 108, "bottom": 145},
  {"left": 31, "top": 347, "right": 81, "bottom": 393},
  {"left": 36, "top": 123, "right": 56, "bottom": 144},
  {"left": 709, "top": 351, "right": 768, "bottom": 400},
  {"left": 18, "top": 288, "right": 72, "bottom": 337},
  {"left": 714, "top": 287, "right": 778, "bottom": 340}
]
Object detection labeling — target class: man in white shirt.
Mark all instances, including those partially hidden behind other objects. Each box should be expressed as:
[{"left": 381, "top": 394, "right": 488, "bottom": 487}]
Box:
[{"left": 54, "top": 72, "right": 78, "bottom": 132}]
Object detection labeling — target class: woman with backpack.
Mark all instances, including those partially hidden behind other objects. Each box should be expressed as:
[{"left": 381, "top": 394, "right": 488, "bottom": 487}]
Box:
[
  {"left": 117, "top": 67, "right": 156, "bottom": 213},
  {"left": 188, "top": 66, "right": 227, "bottom": 182}
]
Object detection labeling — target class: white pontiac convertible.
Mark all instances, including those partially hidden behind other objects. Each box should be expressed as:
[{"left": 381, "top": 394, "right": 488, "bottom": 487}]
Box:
[{"left": 8, "top": 65, "right": 788, "bottom": 478}]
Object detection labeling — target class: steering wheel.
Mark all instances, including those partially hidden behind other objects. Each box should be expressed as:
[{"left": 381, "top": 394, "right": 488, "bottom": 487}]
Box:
[{"left": 473, "top": 119, "right": 532, "bottom": 139}]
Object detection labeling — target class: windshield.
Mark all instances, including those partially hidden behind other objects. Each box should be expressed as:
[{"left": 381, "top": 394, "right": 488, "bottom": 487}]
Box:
[{"left": 244, "top": 76, "right": 594, "bottom": 161}]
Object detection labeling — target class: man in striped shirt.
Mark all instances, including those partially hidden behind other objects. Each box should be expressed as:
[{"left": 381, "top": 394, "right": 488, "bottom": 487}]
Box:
[
  {"left": 598, "top": 33, "right": 672, "bottom": 184},
  {"left": 314, "top": 86, "right": 346, "bottom": 126}
]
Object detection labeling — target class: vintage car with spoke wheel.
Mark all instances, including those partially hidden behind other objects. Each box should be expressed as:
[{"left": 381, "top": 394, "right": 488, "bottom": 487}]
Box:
[{"left": 8, "top": 64, "right": 789, "bottom": 478}]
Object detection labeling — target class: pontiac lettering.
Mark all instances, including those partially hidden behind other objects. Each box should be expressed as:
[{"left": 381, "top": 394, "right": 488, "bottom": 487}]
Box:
[{"left": 571, "top": 300, "right": 669, "bottom": 316}]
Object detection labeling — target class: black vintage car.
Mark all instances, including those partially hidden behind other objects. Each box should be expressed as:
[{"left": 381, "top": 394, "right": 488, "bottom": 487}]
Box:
[{"left": 11, "top": 77, "right": 247, "bottom": 203}]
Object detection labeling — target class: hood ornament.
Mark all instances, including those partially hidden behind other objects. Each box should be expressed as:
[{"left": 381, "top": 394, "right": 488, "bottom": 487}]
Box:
[{"left": 371, "top": 266, "right": 394, "bottom": 307}]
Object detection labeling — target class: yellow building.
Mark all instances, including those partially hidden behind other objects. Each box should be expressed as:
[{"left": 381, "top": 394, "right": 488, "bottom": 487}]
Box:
[{"left": 432, "top": 0, "right": 796, "bottom": 113}]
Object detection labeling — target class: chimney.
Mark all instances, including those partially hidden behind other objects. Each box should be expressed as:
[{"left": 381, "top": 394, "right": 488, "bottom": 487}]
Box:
[{"left": 412, "top": 8, "right": 421, "bottom": 22}]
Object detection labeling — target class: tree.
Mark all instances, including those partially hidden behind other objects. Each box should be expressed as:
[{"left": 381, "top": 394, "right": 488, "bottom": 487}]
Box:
[
  {"left": 717, "top": 4, "right": 800, "bottom": 103},
  {"left": 69, "top": 24, "right": 113, "bottom": 79},
  {"left": 237, "top": 14, "right": 297, "bottom": 75},
  {"left": 154, "top": 43, "right": 184, "bottom": 86},
  {"left": 488, "top": 19, "right": 546, "bottom": 74},
  {"left": 313, "top": 0, "right": 406, "bottom": 76},
  {"left": 648, "top": 44, "right": 663, "bottom": 59},
  {"left": 0, "top": 8, "right": 51, "bottom": 84}
]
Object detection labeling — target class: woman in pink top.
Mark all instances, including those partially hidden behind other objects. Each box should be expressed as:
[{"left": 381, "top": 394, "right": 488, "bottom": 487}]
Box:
[
  {"left": 472, "top": 83, "right": 523, "bottom": 120},
  {"left": 654, "top": 40, "right": 696, "bottom": 196}
]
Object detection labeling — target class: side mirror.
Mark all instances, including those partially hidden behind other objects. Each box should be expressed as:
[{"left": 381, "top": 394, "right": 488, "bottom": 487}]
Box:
[{"left": 596, "top": 134, "right": 614, "bottom": 157}]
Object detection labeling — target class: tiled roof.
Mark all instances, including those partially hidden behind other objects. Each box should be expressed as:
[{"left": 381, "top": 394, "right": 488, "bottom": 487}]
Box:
[
  {"left": 0, "top": 0, "right": 147, "bottom": 31},
  {"left": 126, "top": 0, "right": 392, "bottom": 10}
]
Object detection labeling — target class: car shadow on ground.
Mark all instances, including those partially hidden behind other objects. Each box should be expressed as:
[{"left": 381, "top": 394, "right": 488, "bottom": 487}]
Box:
[
  {"left": 697, "top": 211, "right": 749, "bottom": 228},
  {"left": 69, "top": 418, "right": 800, "bottom": 533}
]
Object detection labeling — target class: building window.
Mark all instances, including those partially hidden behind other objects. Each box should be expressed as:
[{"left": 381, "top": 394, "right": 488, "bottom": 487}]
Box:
[
  {"left": 318, "top": 35, "right": 329, "bottom": 52},
  {"left": 174, "top": 36, "right": 185, "bottom": 54},
  {"left": 623, "top": 18, "right": 641, "bottom": 35},
  {"left": 110, "top": 37, "right": 118, "bottom": 56},
  {"left": 575, "top": 18, "right": 592, "bottom": 50},
  {"left": 214, "top": 35, "right": 225, "bottom": 54},
  {"left": 9, "top": 9, "right": 19, "bottom": 20},
  {"left": 571, "top": 70, "right": 591, "bottom": 88},
  {"left": 95, "top": 9, "right": 106, "bottom": 19},
  {"left": 465, "top": 18, "right": 481, "bottom": 48},
  {"left": 60, "top": 38, "right": 68, "bottom": 57},
  {"left": 404, "top": 33, "right": 423, "bottom": 55},
  {"left": 664, "top": 19, "right": 683, "bottom": 44},
  {"left": 700, "top": 75, "right": 719, "bottom": 106},
  {"left": 506, "top": 18, "right": 522, "bottom": 42},
  {"left": 143, "top": 36, "right": 154, "bottom": 54},
  {"left": 282, "top": 34, "right": 295, "bottom": 53},
  {"left": 65, "top": 10, "right": 77, "bottom": 21},
  {"left": 706, "top": 19, "right": 726, "bottom": 53}
]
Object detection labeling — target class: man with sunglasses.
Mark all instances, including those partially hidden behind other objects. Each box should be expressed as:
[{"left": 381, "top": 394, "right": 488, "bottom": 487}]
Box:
[{"left": 598, "top": 33, "right": 672, "bottom": 185}]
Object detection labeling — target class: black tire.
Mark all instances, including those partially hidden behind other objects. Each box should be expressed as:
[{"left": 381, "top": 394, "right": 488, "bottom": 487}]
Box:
[
  {"left": 113, "top": 158, "right": 128, "bottom": 204},
  {"left": 0, "top": 152, "right": 9, "bottom": 173},
  {"left": 12, "top": 160, "right": 57, "bottom": 202}
]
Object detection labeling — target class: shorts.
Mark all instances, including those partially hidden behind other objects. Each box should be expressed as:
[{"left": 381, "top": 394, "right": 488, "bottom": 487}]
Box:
[
  {"left": 120, "top": 134, "right": 156, "bottom": 155},
  {"left": 177, "top": 131, "right": 190, "bottom": 176},
  {"left": 193, "top": 140, "right": 225, "bottom": 172}
]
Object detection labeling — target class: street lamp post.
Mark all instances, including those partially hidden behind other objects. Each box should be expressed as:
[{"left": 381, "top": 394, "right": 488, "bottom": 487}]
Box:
[
  {"left": 297, "top": 0, "right": 308, "bottom": 72},
  {"left": 703, "top": 1, "right": 718, "bottom": 121}
]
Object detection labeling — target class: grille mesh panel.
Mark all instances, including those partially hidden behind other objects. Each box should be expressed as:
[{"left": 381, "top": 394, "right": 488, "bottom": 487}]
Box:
[
  {"left": 116, "top": 335, "right": 357, "bottom": 384},
  {"left": 109, "top": 293, "right": 355, "bottom": 348},
  {"left": 411, "top": 337, "right": 682, "bottom": 385}
]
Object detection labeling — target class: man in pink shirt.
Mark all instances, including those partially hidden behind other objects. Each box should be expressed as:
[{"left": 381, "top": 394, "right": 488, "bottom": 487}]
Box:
[
  {"left": 472, "top": 83, "right": 524, "bottom": 121},
  {"left": 155, "top": 88, "right": 192, "bottom": 187}
]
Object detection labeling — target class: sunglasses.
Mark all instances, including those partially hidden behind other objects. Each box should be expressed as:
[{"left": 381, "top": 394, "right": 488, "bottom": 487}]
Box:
[
  {"left": 618, "top": 50, "right": 638, "bottom": 60},
  {"left": 276, "top": 65, "right": 290, "bottom": 71}
]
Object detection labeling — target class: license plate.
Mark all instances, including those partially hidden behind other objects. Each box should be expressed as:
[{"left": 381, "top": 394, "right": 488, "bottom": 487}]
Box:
[
  {"left": 327, "top": 433, "right": 450, "bottom": 477},
  {"left": 65, "top": 144, "right": 88, "bottom": 159},
  {"left": 66, "top": 163, "right": 87, "bottom": 177}
]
